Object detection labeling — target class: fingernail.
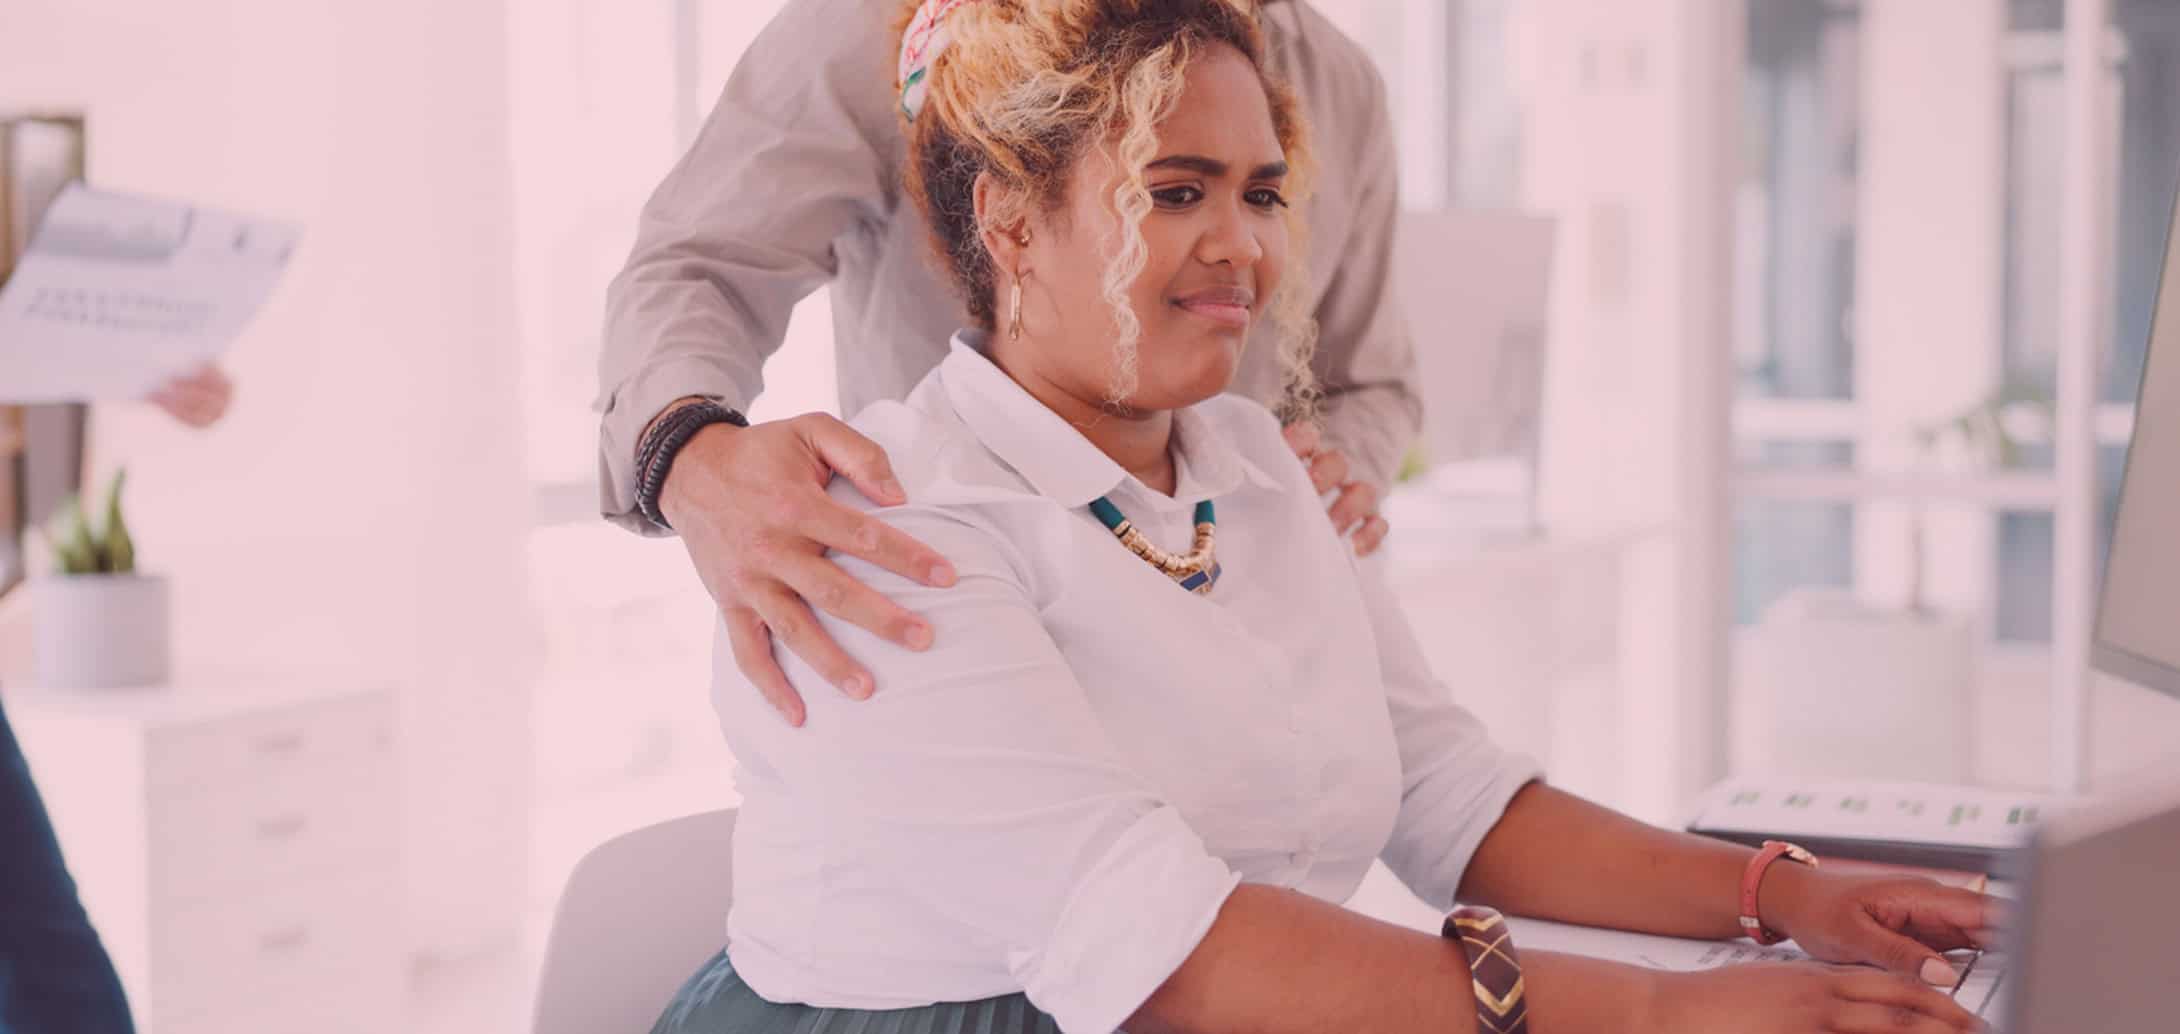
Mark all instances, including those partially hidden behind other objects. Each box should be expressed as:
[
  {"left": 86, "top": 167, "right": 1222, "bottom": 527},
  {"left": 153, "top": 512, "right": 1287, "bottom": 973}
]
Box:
[
  {"left": 841, "top": 673, "right": 871, "bottom": 699},
  {"left": 905, "top": 623, "right": 933, "bottom": 650},
  {"left": 929, "top": 561, "right": 957, "bottom": 587},
  {"left": 880, "top": 478, "right": 906, "bottom": 502},
  {"left": 1921, "top": 957, "right": 1960, "bottom": 986}
]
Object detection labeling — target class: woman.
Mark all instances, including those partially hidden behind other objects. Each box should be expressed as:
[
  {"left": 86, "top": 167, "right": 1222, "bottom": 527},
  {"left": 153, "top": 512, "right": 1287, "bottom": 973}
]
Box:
[{"left": 654, "top": 2, "right": 1999, "bottom": 1031}]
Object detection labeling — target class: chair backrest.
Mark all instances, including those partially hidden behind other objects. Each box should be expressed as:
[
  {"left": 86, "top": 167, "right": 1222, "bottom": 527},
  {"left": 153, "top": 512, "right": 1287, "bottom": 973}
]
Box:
[{"left": 532, "top": 808, "right": 739, "bottom": 1034}]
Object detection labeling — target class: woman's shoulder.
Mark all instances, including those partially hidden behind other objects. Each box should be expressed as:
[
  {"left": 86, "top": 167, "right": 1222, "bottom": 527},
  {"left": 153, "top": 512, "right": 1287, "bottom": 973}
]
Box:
[
  {"left": 1191, "top": 393, "right": 1314, "bottom": 496},
  {"left": 839, "top": 380, "right": 1053, "bottom": 515}
]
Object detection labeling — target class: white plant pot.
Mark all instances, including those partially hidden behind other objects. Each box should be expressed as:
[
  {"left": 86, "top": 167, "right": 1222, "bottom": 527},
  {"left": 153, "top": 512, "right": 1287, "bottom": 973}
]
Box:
[{"left": 30, "top": 574, "right": 171, "bottom": 689}]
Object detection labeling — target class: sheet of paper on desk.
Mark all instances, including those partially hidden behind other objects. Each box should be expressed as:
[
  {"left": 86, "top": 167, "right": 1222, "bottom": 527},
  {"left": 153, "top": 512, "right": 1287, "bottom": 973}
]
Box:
[
  {"left": 0, "top": 183, "right": 298, "bottom": 403},
  {"left": 1505, "top": 916, "right": 2009, "bottom": 1016}
]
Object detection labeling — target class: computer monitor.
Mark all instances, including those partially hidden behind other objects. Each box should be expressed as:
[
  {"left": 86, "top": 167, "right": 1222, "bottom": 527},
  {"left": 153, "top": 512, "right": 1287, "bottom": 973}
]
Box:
[{"left": 2093, "top": 180, "right": 2180, "bottom": 700}]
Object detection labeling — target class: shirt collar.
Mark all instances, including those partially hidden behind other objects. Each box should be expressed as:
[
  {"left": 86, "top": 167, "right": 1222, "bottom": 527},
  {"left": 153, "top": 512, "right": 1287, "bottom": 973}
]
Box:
[{"left": 938, "top": 331, "right": 1284, "bottom": 510}]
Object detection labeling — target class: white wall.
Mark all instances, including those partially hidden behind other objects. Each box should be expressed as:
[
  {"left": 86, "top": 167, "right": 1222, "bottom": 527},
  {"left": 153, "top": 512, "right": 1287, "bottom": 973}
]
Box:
[
  {"left": 1498, "top": 0, "right": 1741, "bottom": 820},
  {"left": 2, "top": 0, "right": 535, "bottom": 958}
]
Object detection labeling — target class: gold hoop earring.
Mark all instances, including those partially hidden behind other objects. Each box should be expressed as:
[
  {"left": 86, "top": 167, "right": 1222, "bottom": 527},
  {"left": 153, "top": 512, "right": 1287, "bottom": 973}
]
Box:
[{"left": 1009, "top": 280, "right": 1024, "bottom": 342}]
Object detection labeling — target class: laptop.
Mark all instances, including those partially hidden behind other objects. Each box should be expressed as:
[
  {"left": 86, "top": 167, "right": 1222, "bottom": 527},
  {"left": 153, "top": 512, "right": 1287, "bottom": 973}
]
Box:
[{"left": 1986, "top": 768, "right": 2180, "bottom": 1032}]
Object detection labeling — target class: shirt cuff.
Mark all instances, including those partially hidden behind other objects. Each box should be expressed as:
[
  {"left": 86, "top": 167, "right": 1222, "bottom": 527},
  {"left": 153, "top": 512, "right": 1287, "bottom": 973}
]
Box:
[
  {"left": 1314, "top": 393, "right": 1412, "bottom": 496},
  {"left": 595, "top": 352, "right": 755, "bottom": 536},
  {"left": 1439, "top": 756, "right": 1544, "bottom": 906},
  {"left": 1012, "top": 806, "right": 1241, "bottom": 1034}
]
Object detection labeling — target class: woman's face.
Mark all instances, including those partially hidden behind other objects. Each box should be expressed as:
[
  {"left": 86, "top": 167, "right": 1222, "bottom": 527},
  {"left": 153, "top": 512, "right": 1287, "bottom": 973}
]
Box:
[{"left": 1008, "top": 42, "right": 1291, "bottom": 412}]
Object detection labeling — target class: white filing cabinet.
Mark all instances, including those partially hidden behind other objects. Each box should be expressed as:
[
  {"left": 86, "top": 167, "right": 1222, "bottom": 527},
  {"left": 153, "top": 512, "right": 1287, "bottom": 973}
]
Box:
[{"left": 4, "top": 678, "right": 402, "bottom": 1033}]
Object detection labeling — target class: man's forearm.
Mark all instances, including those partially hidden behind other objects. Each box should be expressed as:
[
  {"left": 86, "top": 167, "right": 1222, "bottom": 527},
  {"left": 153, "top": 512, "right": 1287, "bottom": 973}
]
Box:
[
  {"left": 1456, "top": 783, "right": 1771, "bottom": 942},
  {"left": 1313, "top": 380, "right": 1421, "bottom": 493}
]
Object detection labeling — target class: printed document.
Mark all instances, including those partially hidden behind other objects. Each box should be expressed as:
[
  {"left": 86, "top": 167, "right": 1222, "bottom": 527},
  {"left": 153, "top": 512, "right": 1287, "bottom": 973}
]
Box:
[{"left": 0, "top": 184, "right": 298, "bottom": 403}]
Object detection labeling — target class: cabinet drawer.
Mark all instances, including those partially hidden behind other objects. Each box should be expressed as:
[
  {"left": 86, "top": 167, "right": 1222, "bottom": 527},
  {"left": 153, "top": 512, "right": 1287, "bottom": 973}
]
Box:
[
  {"left": 148, "top": 872, "right": 401, "bottom": 1026},
  {"left": 156, "top": 999, "right": 395, "bottom": 1034},
  {"left": 148, "top": 759, "right": 397, "bottom": 906},
  {"left": 148, "top": 694, "right": 392, "bottom": 796},
  {"left": 153, "top": 978, "right": 401, "bottom": 1034}
]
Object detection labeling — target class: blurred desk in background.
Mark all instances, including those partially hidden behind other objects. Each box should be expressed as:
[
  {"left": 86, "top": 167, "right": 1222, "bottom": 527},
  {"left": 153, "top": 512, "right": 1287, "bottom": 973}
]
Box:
[
  {"left": 3, "top": 675, "right": 400, "bottom": 1034},
  {"left": 1377, "top": 484, "right": 1662, "bottom": 812}
]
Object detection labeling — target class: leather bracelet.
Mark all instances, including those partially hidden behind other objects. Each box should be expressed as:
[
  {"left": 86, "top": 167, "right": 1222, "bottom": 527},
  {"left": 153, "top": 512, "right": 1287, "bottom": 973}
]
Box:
[
  {"left": 1739, "top": 840, "right": 1819, "bottom": 945},
  {"left": 634, "top": 399, "right": 747, "bottom": 531},
  {"left": 1444, "top": 905, "right": 1530, "bottom": 1034}
]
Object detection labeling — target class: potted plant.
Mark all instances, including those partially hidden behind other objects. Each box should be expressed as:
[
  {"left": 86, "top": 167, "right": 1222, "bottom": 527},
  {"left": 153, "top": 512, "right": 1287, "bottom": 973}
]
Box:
[{"left": 30, "top": 468, "right": 170, "bottom": 688}]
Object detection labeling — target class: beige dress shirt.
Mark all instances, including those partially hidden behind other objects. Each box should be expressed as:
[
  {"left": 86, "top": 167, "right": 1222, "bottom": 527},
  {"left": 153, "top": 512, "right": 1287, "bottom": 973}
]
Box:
[{"left": 597, "top": 0, "right": 1420, "bottom": 533}]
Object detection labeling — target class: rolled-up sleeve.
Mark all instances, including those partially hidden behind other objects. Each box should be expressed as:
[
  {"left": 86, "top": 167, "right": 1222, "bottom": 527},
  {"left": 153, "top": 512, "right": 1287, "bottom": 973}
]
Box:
[
  {"left": 1353, "top": 558, "right": 1541, "bottom": 910},
  {"left": 1306, "top": 63, "right": 1423, "bottom": 495},
  {"left": 722, "top": 501, "right": 1239, "bottom": 1032},
  {"left": 595, "top": 0, "right": 899, "bottom": 534}
]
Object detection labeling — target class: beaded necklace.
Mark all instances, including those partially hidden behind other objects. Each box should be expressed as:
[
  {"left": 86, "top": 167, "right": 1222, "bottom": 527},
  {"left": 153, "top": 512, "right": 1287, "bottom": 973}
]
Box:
[{"left": 1087, "top": 496, "right": 1221, "bottom": 595}]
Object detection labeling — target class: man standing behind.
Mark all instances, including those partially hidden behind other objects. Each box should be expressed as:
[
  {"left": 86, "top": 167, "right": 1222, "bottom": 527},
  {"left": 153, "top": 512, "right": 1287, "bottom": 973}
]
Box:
[{"left": 600, "top": 0, "right": 1421, "bottom": 725}]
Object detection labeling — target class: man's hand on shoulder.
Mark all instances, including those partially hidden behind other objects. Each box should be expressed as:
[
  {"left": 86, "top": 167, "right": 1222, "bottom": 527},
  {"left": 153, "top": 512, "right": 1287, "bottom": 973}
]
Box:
[{"left": 654, "top": 403, "right": 957, "bottom": 726}]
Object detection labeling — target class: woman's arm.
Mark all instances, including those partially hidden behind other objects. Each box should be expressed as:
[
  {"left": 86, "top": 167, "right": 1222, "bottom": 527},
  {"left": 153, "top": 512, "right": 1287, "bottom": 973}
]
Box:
[
  {"left": 1348, "top": 556, "right": 1999, "bottom": 988},
  {"left": 1131, "top": 884, "right": 1656, "bottom": 1034},
  {"left": 1459, "top": 781, "right": 1778, "bottom": 941},
  {"left": 1459, "top": 782, "right": 2003, "bottom": 989}
]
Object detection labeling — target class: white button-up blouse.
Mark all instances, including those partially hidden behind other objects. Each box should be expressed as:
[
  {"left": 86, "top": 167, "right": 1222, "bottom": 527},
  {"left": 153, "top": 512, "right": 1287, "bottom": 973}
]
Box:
[{"left": 712, "top": 333, "right": 1540, "bottom": 1033}]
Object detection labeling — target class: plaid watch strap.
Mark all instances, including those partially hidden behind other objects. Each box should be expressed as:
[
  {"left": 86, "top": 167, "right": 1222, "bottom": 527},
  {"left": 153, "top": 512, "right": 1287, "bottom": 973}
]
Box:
[{"left": 1444, "top": 905, "right": 1531, "bottom": 1034}]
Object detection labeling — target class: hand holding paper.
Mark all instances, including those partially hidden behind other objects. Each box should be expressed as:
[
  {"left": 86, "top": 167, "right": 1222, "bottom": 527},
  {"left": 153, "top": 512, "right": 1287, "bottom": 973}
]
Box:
[
  {"left": 0, "top": 184, "right": 297, "bottom": 404},
  {"left": 142, "top": 363, "right": 234, "bottom": 428}
]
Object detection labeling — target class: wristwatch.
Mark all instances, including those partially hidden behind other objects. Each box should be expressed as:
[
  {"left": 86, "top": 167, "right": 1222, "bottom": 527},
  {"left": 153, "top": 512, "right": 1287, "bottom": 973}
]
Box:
[
  {"left": 635, "top": 399, "right": 747, "bottom": 531},
  {"left": 1444, "top": 905, "right": 1530, "bottom": 1034}
]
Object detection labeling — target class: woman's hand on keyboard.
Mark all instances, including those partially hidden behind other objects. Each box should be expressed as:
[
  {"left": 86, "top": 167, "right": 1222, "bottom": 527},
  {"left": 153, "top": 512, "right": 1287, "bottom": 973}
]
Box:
[{"left": 1767, "top": 868, "right": 2008, "bottom": 987}]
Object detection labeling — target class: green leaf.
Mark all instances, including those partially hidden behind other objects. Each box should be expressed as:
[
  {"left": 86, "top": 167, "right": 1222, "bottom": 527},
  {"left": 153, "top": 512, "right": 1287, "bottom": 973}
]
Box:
[
  {"left": 103, "top": 468, "right": 134, "bottom": 575},
  {"left": 49, "top": 494, "right": 103, "bottom": 574},
  {"left": 1396, "top": 443, "right": 1431, "bottom": 483}
]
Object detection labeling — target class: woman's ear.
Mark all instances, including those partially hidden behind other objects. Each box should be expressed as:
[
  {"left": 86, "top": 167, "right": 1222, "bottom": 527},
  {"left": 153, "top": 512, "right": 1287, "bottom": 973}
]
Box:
[{"left": 972, "top": 171, "right": 1030, "bottom": 276}]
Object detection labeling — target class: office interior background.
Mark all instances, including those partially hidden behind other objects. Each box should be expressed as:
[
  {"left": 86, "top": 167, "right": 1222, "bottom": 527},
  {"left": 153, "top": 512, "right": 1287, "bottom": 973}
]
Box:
[{"left": 4, "top": 0, "right": 2178, "bottom": 1030}]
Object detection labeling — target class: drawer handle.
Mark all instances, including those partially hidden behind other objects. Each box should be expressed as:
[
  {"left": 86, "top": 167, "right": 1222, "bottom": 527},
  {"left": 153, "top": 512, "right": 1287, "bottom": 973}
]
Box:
[
  {"left": 252, "top": 732, "right": 307, "bottom": 757},
  {"left": 255, "top": 814, "right": 309, "bottom": 840},
  {"left": 259, "top": 926, "right": 311, "bottom": 954}
]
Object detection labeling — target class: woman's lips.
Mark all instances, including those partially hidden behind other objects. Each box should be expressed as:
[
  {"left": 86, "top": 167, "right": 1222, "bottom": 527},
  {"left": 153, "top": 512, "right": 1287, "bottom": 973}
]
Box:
[{"left": 1173, "top": 287, "right": 1255, "bottom": 329}]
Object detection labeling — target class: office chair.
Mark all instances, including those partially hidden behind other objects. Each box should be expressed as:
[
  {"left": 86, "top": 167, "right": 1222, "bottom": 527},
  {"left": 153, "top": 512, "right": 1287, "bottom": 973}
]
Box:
[{"left": 532, "top": 809, "right": 738, "bottom": 1034}]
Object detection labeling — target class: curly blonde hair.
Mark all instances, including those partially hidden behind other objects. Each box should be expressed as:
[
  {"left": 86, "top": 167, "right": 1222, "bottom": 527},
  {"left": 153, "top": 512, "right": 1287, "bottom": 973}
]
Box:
[{"left": 897, "top": 0, "right": 1320, "bottom": 419}]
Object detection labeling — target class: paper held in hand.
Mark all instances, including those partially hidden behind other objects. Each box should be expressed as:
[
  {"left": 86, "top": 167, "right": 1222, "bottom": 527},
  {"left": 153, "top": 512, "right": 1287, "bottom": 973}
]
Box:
[{"left": 0, "top": 183, "right": 299, "bottom": 404}]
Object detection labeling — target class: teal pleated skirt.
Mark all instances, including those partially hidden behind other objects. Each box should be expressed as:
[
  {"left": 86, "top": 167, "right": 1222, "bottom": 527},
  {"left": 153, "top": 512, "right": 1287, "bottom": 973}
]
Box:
[{"left": 651, "top": 949, "right": 1064, "bottom": 1034}]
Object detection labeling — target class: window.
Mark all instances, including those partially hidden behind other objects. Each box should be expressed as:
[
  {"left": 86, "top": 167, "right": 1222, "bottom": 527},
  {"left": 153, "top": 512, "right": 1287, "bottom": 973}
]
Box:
[
  {"left": 1989, "top": 0, "right": 2178, "bottom": 642},
  {"left": 1733, "top": 442, "right": 1856, "bottom": 624},
  {"left": 1740, "top": 0, "right": 1860, "bottom": 403},
  {"left": 1732, "top": 0, "right": 1862, "bottom": 625},
  {"left": 1731, "top": 0, "right": 2172, "bottom": 644}
]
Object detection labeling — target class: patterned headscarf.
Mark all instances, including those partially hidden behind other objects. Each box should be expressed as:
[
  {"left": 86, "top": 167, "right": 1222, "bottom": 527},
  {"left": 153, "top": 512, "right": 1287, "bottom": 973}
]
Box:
[
  {"left": 896, "top": 0, "right": 1280, "bottom": 121},
  {"left": 897, "top": 0, "right": 985, "bottom": 121}
]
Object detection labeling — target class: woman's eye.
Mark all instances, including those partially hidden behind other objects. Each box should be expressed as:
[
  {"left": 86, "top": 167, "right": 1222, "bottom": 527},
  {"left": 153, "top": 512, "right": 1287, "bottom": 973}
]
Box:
[
  {"left": 1152, "top": 185, "right": 1204, "bottom": 208},
  {"left": 1246, "top": 188, "right": 1289, "bottom": 209}
]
